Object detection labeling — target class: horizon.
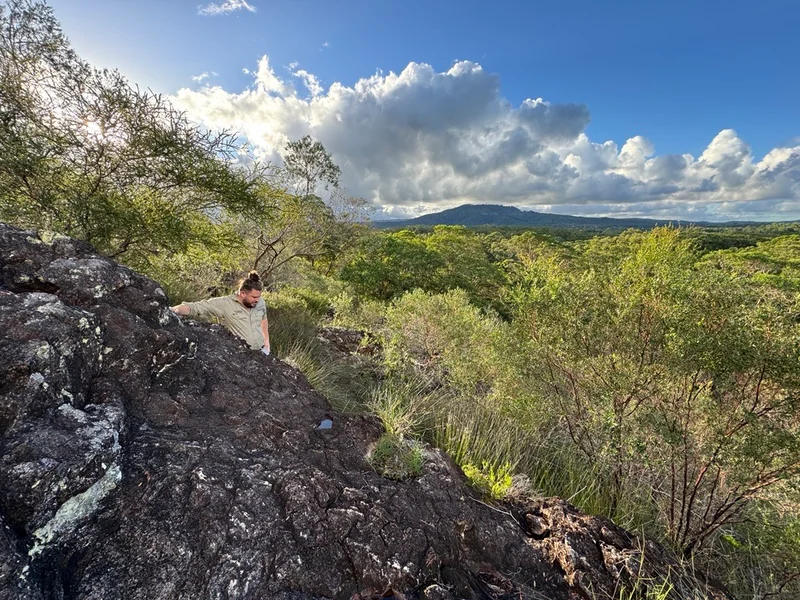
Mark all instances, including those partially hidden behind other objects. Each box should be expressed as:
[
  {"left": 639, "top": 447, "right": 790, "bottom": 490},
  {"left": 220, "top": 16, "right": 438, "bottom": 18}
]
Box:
[
  {"left": 371, "top": 202, "right": 798, "bottom": 224},
  {"left": 46, "top": 0, "right": 800, "bottom": 222}
]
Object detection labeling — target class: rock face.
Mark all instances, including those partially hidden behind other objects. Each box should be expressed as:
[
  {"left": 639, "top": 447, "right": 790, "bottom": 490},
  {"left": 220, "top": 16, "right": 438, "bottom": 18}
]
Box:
[{"left": 0, "top": 223, "right": 729, "bottom": 600}]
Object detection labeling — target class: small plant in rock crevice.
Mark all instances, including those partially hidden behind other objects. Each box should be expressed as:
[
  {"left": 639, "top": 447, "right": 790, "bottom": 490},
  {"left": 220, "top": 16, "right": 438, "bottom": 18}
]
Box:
[
  {"left": 462, "top": 460, "right": 514, "bottom": 501},
  {"left": 368, "top": 433, "right": 424, "bottom": 481}
]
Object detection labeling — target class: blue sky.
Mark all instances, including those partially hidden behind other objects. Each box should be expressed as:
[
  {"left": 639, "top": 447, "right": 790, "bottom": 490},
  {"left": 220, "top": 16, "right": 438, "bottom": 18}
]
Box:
[{"left": 47, "top": 0, "right": 800, "bottom": 221}]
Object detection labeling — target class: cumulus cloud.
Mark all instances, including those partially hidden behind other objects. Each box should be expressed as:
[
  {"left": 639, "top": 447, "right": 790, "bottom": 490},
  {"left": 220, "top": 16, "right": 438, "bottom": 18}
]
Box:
[
  {"left": 197, "top": 0, "right": 256, "bottom": 17},
  {"left": 171, "top": 57, "right": 800, "bottom": 221}
]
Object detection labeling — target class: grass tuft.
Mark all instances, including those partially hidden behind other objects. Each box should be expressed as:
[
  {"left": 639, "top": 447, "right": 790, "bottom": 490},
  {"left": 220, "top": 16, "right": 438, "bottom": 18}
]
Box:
[{"left": 368, "top": 433, "right": 424, "bottom": 480}]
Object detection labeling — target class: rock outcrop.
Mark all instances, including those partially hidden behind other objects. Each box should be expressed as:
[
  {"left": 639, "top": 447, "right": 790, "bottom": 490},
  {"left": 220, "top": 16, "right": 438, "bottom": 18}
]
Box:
[{"left": 0, "top": 223, "right": 730, "bottom": 600}]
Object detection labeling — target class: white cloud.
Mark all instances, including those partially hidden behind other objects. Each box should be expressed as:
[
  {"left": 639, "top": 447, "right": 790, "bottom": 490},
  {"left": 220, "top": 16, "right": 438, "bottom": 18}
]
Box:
[
  {"left": 171, "top": 57, "right": 800, "bottom": 221},
  {"left": 290, "top": 67, "right": 323, "bottom": 97},
  {"left": 198, "top": 0, "right": 256, "bottom": 17},
  {"left": 191, "top": 71, "right": 217, "bottom": 83}
]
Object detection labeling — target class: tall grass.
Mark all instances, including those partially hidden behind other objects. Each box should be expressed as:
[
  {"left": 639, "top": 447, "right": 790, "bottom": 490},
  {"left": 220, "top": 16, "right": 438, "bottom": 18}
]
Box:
[
  {"left": 366, "top": 376, "right": 435, "bottom": 437},
  {"left": 264, "top": 291, "right": 323, "bottom": 356},
  {"left": 266, "top": 289, "right": 377, "bottom": 413}
]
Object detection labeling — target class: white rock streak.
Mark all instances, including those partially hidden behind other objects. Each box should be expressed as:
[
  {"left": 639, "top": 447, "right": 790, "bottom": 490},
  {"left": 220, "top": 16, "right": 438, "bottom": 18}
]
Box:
[{"left": 29, "top": 464, "right": 122, "bottom": 558}]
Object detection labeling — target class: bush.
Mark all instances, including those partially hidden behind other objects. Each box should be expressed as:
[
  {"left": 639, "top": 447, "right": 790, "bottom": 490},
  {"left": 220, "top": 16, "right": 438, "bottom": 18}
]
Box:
[
  {"left": 331, "top": 291, "right": 387, "bottom": 331},
  {"left": 143, "top": 242, "right": 244, "bottom": 304},
  {"left": 382, "top": 288, "right": 517, "bottom": 400},
  {"left": 510, "top": 227, "right": 800, "bottom": 556},
  {"left": 703, "top": 497, "right": 800, "bottom": 599}
]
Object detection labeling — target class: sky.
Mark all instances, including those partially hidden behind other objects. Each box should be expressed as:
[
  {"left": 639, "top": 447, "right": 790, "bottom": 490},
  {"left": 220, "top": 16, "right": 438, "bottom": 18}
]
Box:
[{"left": 46, "top": 0, "right": 800, "bottom": 221}]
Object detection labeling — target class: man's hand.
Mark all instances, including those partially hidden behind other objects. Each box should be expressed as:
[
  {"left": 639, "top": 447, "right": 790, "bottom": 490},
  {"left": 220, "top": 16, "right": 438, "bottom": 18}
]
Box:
[
  {"left": 261, "top": 346, "right": 270, "bottom": 356},
  {"left": 170, "top": 304, "right": 190, "bottom": 316}
]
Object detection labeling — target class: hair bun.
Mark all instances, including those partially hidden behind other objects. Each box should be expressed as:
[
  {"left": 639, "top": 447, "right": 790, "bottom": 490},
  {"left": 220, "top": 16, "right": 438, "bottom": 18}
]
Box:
[{"left": 247, "top": 271, "right": 260, "bottom": 282}]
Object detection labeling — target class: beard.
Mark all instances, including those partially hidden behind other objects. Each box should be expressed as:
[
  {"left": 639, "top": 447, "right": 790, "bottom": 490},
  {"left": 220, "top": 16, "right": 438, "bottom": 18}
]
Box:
[{"left": 239, "top": 295, "right": 259, "bottom": 308}]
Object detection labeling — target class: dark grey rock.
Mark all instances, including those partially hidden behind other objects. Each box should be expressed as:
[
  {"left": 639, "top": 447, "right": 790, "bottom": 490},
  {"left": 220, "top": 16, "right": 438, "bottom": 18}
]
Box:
[{"left": 0, "top": 223, "right": 731, "bottom": 600}]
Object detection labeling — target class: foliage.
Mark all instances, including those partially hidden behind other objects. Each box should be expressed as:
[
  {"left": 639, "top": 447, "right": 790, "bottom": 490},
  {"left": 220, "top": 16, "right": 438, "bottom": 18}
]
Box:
[
  {"left": 0, "top": 0, "right": 263, "bottom": 266},
  {"left": 330, "top": 290, "right": 387, "bottom": 331},
  {"left": 340, "top": 229, "right": 446, "bottom": 300},
  {"left": 704, "top": 496, "right": 800, "bottom": 599},
  {"left": 699, "top": 234, "right": 800, "bottom": 292},
  {"left": 367, "top": 376, "right": 433, "bottom": 438},
  {"left": 243, "top": 184, "right": 370, "bottom": 283},
  {"left": 280, "top": 340, "right": 361, "bottom": 412},
  {"left": 510, "top": 227, "right": 800, "bottom": 556},
  {"left": 614, "top": 569, "right": 674, "bottom": 600},
  {"left": 283, "top": 134, "right": 341, "bottom": 198},
  {"left": 340, "top": 226, "right": 507, "bottom": 309},
  {"left": 682, "top": 223, "right": 800, "bottom": 252},
  {"left": 366, "top": 226, "right": 800, "bottom": 595},
  {"left": 368, "top": 433, "right": 424, "bottom": 480},
  {"left": 225, "top": 141, "right": 369, "bottom": 283},
  {"left": 382, "top": 289, "right": 511, "bottom": 401},
  {"left": 461, "top": 460, "right": 513, "bottom": 500},
  {"left": 424, "top": 226, "right": 508, "bottom": 308},
  {"left": 262, "top": 290, "right": 325, "bottom": 356},
  {"left": 144, "top": 234, "right": 246, "bottom": 303}
]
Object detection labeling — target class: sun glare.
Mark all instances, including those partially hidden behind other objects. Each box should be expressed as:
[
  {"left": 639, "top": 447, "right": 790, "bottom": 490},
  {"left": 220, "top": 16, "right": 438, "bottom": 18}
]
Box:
[{"left": 85, "top": 120, "right": 103, "bottom": 137}]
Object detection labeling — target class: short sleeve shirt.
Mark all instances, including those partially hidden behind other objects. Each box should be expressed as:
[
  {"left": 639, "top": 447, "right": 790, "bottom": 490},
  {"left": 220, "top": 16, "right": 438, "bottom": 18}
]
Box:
[{"left": 184, "top": 295, "right": 267, "bottom": 350}]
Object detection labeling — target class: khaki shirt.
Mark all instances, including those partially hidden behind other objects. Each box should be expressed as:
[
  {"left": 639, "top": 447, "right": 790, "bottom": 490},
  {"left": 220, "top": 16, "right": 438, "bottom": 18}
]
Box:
[{"left": 184, "top": 295, "right": 267, "bottom": 350}]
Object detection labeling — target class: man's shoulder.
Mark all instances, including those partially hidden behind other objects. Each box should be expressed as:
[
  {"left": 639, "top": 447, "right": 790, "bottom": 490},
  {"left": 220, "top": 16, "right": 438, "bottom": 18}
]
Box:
[
  {"left": 203, "top": 294, "right": 238, "bottom": 307},
  {"left": 224, "top": 295, "right": 249, "bottom": 314}
]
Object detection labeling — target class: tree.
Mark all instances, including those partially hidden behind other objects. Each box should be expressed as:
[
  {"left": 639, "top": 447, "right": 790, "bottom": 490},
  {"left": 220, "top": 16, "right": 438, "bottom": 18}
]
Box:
[
  {"left": 283, "top": 134, "right": 341, "bottom": 198},
  {"left": 243, "top": 184, "right": 369, "bottom": 282},
  {"left": 340, "top": 230, "right": 446, "bottom": 300},
  {"left": 0, "top": 0, "right": 263, "bottom": 266},
  {"left": 229, "top": 138, "right": 369, "bottom": 284},
  {"left": 424, "top": 226, "right": 507, "bottom": 310}
]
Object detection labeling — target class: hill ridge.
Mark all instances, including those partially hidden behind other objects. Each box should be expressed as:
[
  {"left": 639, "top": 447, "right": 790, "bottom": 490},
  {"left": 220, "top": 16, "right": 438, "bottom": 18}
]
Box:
[{"left": 374, "top": 203, "right": 766, "bottom": 230}]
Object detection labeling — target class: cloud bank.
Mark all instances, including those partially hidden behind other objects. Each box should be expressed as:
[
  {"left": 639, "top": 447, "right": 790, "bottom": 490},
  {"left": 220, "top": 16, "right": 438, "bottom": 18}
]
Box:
[
  {"left": 172, "top": 57, "right": 800, "bottom": 221},
  {"left": 197, "top": 0, "right": 256, "bottom": 17}
]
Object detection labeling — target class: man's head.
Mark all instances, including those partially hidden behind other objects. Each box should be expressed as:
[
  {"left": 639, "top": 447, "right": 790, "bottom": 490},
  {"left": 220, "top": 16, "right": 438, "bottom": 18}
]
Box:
[{"left": 237, "top": 271, "right": 263, "bottom": 308}]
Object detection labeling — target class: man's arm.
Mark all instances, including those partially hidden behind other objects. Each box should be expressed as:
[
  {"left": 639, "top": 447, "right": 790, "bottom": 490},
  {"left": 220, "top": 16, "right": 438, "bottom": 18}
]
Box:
[
  {"left": 260, "top": 318, "right": 270, "bottom": 353},
  {"left": 170, "top": 298, "right": 225, "bottom": 319},
  {"left": 170, "top": 304, "right": 190, "bottom": 316}
]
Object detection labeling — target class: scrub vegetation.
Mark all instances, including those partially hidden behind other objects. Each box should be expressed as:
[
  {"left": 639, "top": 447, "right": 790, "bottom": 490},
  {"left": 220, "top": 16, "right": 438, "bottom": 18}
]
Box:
[{"left": 3, "top": 2, "right": 800, "bottom": 597}]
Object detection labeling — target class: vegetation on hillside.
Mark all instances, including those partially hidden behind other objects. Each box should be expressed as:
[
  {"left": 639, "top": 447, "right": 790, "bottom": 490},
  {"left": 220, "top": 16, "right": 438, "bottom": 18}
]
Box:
[{"left": 2, "top": 2, "right": 799, "bottom": 597}]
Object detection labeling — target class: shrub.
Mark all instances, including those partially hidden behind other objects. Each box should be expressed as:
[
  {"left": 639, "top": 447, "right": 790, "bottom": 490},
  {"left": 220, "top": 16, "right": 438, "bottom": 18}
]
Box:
[
  {"left": 262, "top": 291, "right": 323, "bottom": 356},
  {"left": 331, "top": 291, "right": 387, "bottom": 331},
  {"left": 382, "top": 288, "right": 517, "bottom": 399},
  {"left": 510, "top": 227, "right": 800, "bottom": 555},
  {"left": 462, "top": 460, "right": 513, "bottom": 500}
]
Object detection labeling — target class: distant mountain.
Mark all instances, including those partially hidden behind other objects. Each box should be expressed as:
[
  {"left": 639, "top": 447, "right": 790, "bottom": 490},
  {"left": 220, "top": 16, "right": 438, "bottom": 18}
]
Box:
[{"left": 373, "top": 204, "right": 754, "bottom": 230}]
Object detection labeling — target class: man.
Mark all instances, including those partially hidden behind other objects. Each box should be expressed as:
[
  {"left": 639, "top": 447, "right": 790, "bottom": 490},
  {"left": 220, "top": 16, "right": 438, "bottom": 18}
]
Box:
[{"left": 170, "top": 271, "right": 271, "bottom": 355}]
